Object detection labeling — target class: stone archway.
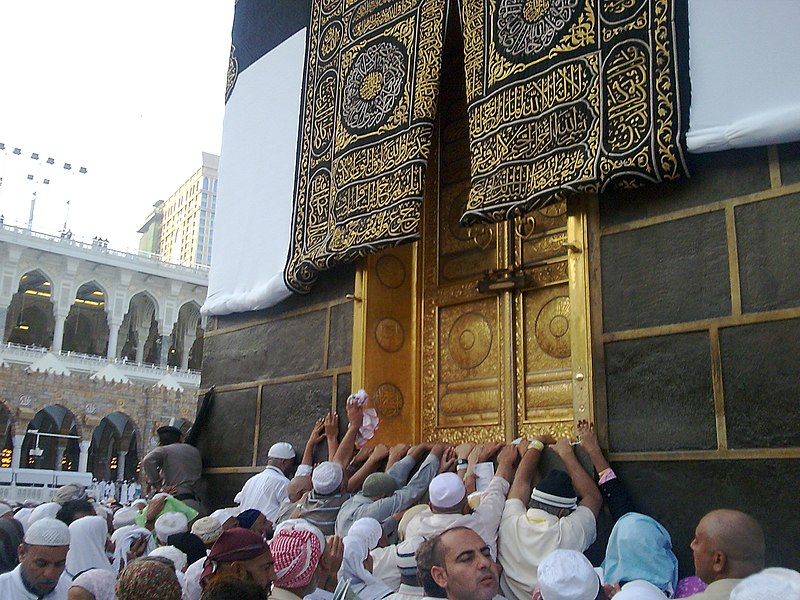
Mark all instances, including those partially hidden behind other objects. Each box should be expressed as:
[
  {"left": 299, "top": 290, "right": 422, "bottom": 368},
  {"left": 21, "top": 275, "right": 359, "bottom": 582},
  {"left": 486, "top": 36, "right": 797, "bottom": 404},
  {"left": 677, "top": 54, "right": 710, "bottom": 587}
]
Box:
[
  {"left": 0, "top": 399, "right": 13, "bottom": 468},
  {"left": 88, "top": 412, "right": 140, "bottom": 481},
  {"left": 169, "top": 302, "right": 202, "bottom": 370},
  {"left": 62, "top": 281, "right": 109, "bottom": 356},
  {"left": 119, "top": 292, "right": 159, "bottom": 364},
  {"left": 5, "top": 269, "right": 54, "bottom": 348},
  {"left": 21, "top": 404, "right": 80, "bottom": 471}
]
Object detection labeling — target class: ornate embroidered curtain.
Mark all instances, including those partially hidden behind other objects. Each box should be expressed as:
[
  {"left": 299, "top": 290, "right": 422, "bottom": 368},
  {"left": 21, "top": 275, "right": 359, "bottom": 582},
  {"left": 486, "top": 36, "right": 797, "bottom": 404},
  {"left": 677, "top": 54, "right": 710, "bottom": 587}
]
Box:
[
  {"left": 459, "top": 0, "right": 689, "bottom": 224},
  {"left": 285, "top": 0, "right": 447, "bottom": 294},
  {"left": 285, "top": 0, "right": 688, "bottom": 292}
]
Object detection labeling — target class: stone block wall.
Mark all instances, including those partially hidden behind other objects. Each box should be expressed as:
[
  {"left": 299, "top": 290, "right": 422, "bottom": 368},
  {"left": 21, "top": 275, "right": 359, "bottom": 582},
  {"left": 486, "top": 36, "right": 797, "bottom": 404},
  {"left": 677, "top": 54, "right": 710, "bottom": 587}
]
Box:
[
  {"left": 197, "top": 266, "right": 355, "bottom": 509},
  {"left": 596, "top": 143, "right": 800, "bottom": 571}
]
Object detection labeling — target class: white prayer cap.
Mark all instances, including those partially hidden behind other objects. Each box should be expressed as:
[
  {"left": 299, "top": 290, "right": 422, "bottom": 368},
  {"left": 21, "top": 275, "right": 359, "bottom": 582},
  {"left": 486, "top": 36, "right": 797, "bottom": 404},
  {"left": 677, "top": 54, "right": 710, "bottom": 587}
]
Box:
[
  {"left": 24, "top": 517, "right": 70, "bottom": 546},
  {"left": 429, "top": 473, "right": 466, "bottom": 509},
  {"left": 155, "top": 511, "right": 189, "bottom": 544},
  {"left": 614, "top": 580, "right": 671, "bottom": 600},
  {"left": 268, "top": 442, "right": 296, "bottom": 460},
  {"left": 113, "top": 507, "right": 138, "bottom": 529},
  {"left": 192, "top": 516, "right": 223, "bottom": 545},
  {"left": 348, "top": 517, "right": 382, "bottom": 550},
  {"left": 730, "top": 570, "right": 800, "bottom": 600},
  {"left": 537, "top": 549, "right": 599, "bottom": 600},
  {"left": 0, "top": 502, "right": 12, "bottom": 517},
  {"left": 312, "top": 461, "right": 343, "bottom": 495},
  {"left": 28, "top": 502, "right": 61, "bottom": 527},
  {"left": 150, "top": 545, "right": 188, "bottom": 573},
  {"left": 131, "top": 499, "right": 148, "bottom": 509},
  {"left": 210, "top": 508, "right": 237, "bottom": 528},
  {"left": 273, "top": 518, "right": 326, "bottom": 553}
]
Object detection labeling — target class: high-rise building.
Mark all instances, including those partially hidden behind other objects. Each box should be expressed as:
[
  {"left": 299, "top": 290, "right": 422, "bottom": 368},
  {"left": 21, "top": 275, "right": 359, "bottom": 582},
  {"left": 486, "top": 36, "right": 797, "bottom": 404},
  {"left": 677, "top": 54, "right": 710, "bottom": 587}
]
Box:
[
  {"left": 153, "top": 152, "right": 218, "bottom": 267},
  {"left": 137, "top": 200, "right": 163, "bottom": 256}
]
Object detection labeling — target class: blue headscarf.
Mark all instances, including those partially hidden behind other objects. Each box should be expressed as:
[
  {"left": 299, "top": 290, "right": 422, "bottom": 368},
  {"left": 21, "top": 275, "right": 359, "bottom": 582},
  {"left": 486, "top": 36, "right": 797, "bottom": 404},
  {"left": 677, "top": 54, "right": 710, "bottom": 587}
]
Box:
[{"left": 602, "top": 512, "right": 679, "bottom": 596}]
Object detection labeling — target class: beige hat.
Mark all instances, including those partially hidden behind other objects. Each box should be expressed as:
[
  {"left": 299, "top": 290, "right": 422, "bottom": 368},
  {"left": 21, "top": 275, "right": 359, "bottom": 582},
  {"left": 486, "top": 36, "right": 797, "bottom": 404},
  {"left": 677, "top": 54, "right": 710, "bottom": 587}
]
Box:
[
  {"left": 191, "top": 516, "right": 223, "bottom": 545},
  {"left": 397, "top": 504, "right": 428, "bottom": 541}
]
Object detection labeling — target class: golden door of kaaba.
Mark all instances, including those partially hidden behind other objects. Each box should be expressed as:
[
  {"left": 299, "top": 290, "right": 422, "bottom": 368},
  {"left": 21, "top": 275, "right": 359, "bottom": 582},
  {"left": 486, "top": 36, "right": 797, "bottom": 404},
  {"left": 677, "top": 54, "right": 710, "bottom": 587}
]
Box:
[{"left": 352, "top": 21, "right": 594, "bottom": 444}]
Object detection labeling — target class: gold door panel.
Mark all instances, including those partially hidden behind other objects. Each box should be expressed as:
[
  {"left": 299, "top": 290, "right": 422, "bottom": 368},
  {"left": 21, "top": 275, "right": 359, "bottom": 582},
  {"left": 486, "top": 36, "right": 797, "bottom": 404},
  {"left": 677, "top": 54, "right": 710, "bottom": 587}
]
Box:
[{"left": 354, "top": 22, "right": 593, "bottom": 444}]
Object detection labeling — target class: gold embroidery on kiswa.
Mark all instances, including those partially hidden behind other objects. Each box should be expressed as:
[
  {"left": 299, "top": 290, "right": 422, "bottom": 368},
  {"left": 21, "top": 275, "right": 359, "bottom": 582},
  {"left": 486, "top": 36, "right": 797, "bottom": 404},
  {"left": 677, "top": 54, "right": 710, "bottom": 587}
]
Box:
[
  {"left": 460, "top": 0, "right": 688, "bottom": 224},
  {"left": 286, "top": 0, "right": 446, "bottom": 293}
]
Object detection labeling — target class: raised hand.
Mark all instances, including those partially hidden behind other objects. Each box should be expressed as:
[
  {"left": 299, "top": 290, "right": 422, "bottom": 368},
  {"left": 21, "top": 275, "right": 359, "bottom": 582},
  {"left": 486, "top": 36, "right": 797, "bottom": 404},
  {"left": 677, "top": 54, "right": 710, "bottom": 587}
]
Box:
[
  {"left": 478, "top": 441, "right": 503, "bottom": 462},
  {"left": 369, "top": 443, "right": 390, "bottom": 463},
  {"left": 438, "top": 446, "right": 457, "bottom": 473},
  {"left": 351, "top": 444, "right": 374, "bottom": 465},
  {"left": 324, "top": 412, "right": 339, "bottom": 439}
]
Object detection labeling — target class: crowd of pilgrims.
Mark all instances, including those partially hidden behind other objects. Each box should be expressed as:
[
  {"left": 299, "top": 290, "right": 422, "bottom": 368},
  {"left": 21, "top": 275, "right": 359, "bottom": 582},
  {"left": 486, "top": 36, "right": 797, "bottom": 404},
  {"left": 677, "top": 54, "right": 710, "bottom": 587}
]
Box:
[
  {"left": 88, "top": 480, "right": 142, "bottom": 505},
  {"left": 0, "top": 397, "right": 797, "bottom": 600}
]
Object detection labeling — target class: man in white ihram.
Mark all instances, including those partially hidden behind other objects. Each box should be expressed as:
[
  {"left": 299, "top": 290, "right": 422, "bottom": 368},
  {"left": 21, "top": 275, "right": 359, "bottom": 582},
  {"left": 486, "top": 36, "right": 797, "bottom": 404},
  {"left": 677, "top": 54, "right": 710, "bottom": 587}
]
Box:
[
  {"left": 235, "top": 441, "right": 301, "bottom": 522},
  {"left": 0, "top": 517, "right": 71, "bottom": 599}
]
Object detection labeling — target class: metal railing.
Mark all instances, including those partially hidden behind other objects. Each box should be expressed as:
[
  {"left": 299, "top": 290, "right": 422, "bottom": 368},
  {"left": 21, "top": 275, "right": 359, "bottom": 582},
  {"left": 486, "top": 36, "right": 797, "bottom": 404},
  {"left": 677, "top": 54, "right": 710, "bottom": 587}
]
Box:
[
  {"left": 0, "top": 222, "right": 210, "bottom": 276},
  {"left": 1, "top": 341, "right": 201, "bottom": 382}
]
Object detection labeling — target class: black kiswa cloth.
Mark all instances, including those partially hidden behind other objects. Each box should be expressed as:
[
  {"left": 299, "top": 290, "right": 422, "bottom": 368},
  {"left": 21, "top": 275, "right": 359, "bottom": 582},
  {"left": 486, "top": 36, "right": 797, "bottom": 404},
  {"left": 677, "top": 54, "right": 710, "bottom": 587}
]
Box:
[
  {"left": 184, "top": 385, "right": 215, "bottom": 447},
  {"left": 458, "top": 0, "right": 690, "bottom": 224},
  {"left": 285, "top": 0, "right": 448, "bottom": 294}
]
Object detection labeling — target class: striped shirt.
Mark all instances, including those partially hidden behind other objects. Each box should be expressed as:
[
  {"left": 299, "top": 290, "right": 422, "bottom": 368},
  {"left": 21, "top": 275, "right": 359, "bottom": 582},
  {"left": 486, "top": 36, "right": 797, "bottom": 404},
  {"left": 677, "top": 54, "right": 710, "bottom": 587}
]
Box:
[{"left": 297, "top": 490, "right": 352, "bottom": 535}]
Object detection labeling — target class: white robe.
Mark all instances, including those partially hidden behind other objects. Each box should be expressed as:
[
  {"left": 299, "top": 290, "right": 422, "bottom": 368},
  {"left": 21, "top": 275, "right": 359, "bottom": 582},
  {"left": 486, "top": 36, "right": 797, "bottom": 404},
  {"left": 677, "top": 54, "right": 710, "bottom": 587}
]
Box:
[
  {"left": 234, "top": 465, "right": 289, "bottom": 522},
  {"left": 0, "top": 564, "right": 71, "bottom": 600}
]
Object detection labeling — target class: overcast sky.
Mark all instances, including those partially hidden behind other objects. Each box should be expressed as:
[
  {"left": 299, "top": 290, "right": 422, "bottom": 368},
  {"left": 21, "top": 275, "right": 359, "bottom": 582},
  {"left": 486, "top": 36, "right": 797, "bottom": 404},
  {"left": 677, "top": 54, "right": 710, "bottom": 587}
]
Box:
[{"left": 0, "top": 1, "right": 234, "bottom": 251}]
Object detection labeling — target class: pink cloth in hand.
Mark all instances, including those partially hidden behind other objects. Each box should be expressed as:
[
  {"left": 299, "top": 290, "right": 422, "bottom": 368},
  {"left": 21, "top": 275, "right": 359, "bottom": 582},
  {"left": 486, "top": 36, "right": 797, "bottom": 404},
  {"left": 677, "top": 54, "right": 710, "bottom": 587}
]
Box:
[{"left": 347, "top": 389, "right": 379, "bottom": 446}]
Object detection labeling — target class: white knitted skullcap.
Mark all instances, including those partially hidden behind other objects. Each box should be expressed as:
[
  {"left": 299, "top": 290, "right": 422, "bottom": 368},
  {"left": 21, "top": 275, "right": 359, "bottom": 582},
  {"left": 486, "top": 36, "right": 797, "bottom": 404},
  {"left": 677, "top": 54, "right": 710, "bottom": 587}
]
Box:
[
  {"left": 112, "top": 507, "right": 138, "bottom": 529},
  {"left": 24, "top": 517, "right": 70, "bottom": 546},
  {"left": 312, "top": 461, "right": 343, "bottom": 495},
  {"left": 428, "top": 473, "right": 466, "bottom": 509},
  {"left": 191, "top": 516, "right": 223, "bottom": 545},
  {"left": 154, "top": 511, "right": 188, "bottom": 544},
  {"left": 149, "top": 545, "right": 188, "bottom": 573},
  {"left": 0, "top": 502, "right": 12, "bottom": 517},
  {"left": 538, "top": 549, "right": 599, "bottom": 600},
  {"left": 348, "top": 517, "right": 383, "bottom": 551},
  {"left": 27, "top": 502, "right": 61, "bottom": 526},
  {"left": 614, "top": 580, "right": 672, "bottom": 600},
  {"left": 268, "top": 442, "right": 296, "bottom": 459}
]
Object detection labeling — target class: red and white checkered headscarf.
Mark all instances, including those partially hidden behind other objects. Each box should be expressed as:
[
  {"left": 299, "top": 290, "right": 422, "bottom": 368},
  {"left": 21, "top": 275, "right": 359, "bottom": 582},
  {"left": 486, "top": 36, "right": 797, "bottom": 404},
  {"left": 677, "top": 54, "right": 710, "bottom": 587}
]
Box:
[{"left": 270, "top": 526, "right": 323, "bottom": 589}]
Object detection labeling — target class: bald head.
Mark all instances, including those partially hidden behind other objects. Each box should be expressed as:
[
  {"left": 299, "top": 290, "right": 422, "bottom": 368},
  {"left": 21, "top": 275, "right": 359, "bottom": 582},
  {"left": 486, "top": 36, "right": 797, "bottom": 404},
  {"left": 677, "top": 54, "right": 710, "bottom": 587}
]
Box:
[
  {"left": 287, "top": 476, "right": 312, "bottom": 502},
  {"left": 692, "top": 509, "right": 765, "bottom": 583}
]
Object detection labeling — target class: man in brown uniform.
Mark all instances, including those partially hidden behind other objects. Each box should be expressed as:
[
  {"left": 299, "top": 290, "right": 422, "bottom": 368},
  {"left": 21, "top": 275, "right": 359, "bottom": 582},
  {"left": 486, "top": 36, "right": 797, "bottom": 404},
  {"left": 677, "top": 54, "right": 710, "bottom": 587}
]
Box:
[{"left": 142, "top": 425, "right": 203, "bottom": 514}]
